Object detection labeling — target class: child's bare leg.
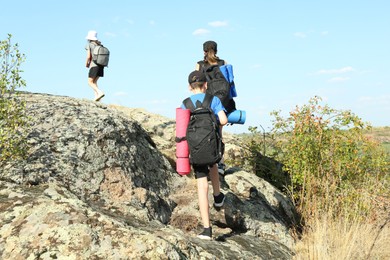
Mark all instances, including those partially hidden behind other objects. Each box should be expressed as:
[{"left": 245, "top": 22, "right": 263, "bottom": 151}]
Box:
[
  {"left": 197, "top": 176, "right": 210, "bottom": 228},
  {"left": 88, "top": 77, "right": 100, "bottom": 98},
  {"left": 209, "top": 164, "right": 221, "bottom": 196}
]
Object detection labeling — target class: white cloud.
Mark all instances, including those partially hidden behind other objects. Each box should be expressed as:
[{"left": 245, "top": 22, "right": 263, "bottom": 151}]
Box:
[
  {"left": 293, "top": 32, "right": 307, "bottom": 38},
  {"left": 316, "top": 66, "right": 355, "bottom": 75},
  {"left": 294, "top": 30, "right": 329, "bottom": 38},
  {"left": 358, "top": 95, "right": 390, "bottom": 105},
  {"left": 113, "top": 16, "right": 121, "bottom": 23},
  {"left": 251, "top": 64, "right": 262, "bottom": 69},
  {"left": 113, "top": 91, "right": 128, "bottom": 97},
  {"left": 328, "top": 77, "right": 350, "bottom": 83},
  {"left": 208, "top": 21, "right": 228, "bottom": 27},
  {"left": 105, "top": 32, "right": 117, "bottom": 38},
  {"left": 148, "top": 99, "right": 169, "bottom": 105},
  {"left": 192, "top": 28, "right": 210, "bottom": 36}
]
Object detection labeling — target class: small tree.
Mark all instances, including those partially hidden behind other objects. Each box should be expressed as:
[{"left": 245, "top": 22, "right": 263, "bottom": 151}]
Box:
[
  {"left": 0, "top": 34, "right": 29, "bottom": 164},
  {"left": 270, "top": 96, "right": 389, "bottom": 221},
  {"left": 243, "top": 126, "right": 289, "bottom": 192}
]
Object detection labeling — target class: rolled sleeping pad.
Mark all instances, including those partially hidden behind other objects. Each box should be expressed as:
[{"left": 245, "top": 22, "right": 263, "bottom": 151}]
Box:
[
  {"left": 219, "top": 64, "right": 234, "bottom": 83},
  {"left": 176, "top": 157, "right": 191, "bottom": 175},
  {"left": 227, "top": 110, "right": 246, "bottom": 124},
  {"left": 220, "top": 64, "right": 237, "bottom": 98},
  {"left": 175, "top": 108, "right": 191, "bottom": 175}
]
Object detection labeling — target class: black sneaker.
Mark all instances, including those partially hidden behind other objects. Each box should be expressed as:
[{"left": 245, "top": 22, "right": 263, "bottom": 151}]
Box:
[
  {"left": 217, "top": 163, "right": 226, "bottom": 175},
  {"left": 197, "top": 227, "right": 212, "bottom": 240},
  {"left": 213, "top": 192, "right": 225, "bottom": 208}
]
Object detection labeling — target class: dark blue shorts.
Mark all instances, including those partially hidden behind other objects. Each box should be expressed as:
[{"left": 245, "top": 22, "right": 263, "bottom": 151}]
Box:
[
  {"left": 192, "top": 164, "right": 213, "bottom": 179},
  {"left": 89, "top": 65, "right": 104, "bottom": 78}
]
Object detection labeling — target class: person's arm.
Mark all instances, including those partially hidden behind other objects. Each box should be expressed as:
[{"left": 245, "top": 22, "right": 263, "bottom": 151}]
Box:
[
  {"left": 86, "top": 45, "right": 91, "bottom": 68},
  {"left": 218, "top": 110, "right": 228, "bottom": 126},
  {"left": 212, "top": 96, "right": 228, "bottom": 126}
]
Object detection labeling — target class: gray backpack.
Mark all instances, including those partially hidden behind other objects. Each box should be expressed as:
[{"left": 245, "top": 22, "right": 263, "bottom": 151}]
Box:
[{"left": 92, "top": 43, "right": 110, "bottom": 67}]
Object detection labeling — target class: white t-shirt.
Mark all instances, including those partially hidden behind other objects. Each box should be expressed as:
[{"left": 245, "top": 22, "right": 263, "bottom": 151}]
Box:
[{"left": 85, "top": 41, "right": 98, "bottom": 68}]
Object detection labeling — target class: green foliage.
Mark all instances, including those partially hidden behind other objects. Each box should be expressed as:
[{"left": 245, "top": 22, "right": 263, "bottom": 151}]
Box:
[
  {"left": 268, "top": 96, "right": 389, "bottom": 221},
  {"left": 241, "top": 126, "right": 289, "bottom": 192},
  {"left": 0, "top": 34, "right": 29, "bottom": 164}
]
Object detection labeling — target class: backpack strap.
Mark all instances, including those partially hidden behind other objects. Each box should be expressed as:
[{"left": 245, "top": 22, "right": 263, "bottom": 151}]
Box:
[
  {"left": 217, "top": 59, "right": 225, "bottom": 66},
  {"left": 198, "top": 60, "right": 224, "bottom": 74},
  {"left": 183, "top": 97, "right": 195, "bottom": 111},
  {"left": 198, "top": 60, "right": 224, "bottom": 67},
  {"left": 202, "top": 93, "right": 213, "bottom": 109},
  {"left": 183, "top": 94, "right": 213, "bottom": 111},
  {"left": 198, "top": 61, "right": 206, "bottom": 74}
]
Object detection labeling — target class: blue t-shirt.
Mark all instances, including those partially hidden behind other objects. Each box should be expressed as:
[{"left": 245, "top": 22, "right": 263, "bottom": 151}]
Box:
[{"left": 181, "top": 93, "right": 225, "bottom": 121}]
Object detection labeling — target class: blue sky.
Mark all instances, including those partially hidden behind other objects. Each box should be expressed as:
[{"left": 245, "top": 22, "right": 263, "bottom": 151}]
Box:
[{"left": 1, "top": 0, "right": 389, "bottom": 133}]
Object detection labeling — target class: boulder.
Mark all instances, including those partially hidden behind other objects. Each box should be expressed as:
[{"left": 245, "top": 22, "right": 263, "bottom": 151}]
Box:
[{"left": 0, "top": 92, "right": 297, "bottom": 259}]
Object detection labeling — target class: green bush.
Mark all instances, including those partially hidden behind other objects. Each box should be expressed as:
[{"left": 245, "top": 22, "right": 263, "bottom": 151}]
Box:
[
  {"left": 242, "top": 126, "right": 289, "bottom": 192},
  {"left": 0, "top": 34, "right": 29, "bottom": 164},
  {"left": 266, "top": 96, "right": 389, "bottom": 221}
]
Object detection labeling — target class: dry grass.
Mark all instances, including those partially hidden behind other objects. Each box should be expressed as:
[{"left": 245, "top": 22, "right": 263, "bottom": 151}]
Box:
[
  {"left": 293, "top": 177, "right": 390, "bottom": 260},
  {"left": 365, "top": 126, "right": 390, "bottom": 153},
  {"left": 293, "top": 215, "right": 390, "bottom": 260}
]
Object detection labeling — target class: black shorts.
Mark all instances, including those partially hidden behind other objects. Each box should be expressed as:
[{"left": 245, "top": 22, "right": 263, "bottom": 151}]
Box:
[
  {"left": 89, "top": 65, "right": 104, "bottom": 78},
  {"left": 193, "top": 164, "right": 213, "bottom": 179}
]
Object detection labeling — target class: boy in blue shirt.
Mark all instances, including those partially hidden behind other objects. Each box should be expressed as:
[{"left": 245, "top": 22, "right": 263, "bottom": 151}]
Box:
[{"left": 181, "top": 70, "right": 228, "bottom": 240}]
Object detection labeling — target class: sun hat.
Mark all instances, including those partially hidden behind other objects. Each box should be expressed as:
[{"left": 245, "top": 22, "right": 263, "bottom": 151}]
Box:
[
  {"left": 203, "top": 41, "right": 217, "bottom": 52},
  {"left": 188, "top": 70, "right": 207, "bottom": 84},
  {"left": 85, "top": 30, "right": 98, "bottom": 41}
]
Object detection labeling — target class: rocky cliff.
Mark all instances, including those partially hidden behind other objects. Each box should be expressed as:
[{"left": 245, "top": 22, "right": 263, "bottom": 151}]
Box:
[{"left": 0, "top": 92, "right": 298, "bottom": 259}]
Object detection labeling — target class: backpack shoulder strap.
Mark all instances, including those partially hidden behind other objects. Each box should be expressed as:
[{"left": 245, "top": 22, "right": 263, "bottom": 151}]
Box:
[
  {"left": 217, "top": 59, "right": 225, "bottom": 66},
  {"left": 198, "top": 61, "right": 206, "bottom": 73},
  {"left": 183, "top": 97, "right": 195, "bottom": 111},
  {"left": 202, "top": 93, "right": 213, "bottom": 109},
  {"left": 90, "top": 41, "right": 101, "bottom": 52}
]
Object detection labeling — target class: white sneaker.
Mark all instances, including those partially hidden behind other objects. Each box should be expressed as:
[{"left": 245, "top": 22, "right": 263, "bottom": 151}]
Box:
[{"left": 95, "top": 92, "right": 105, "bottom": 101}]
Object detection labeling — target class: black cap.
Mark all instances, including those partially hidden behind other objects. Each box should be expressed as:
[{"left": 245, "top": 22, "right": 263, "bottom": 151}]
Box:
[
  {"left": 188, "top": 70, "right": 206, "bottom": 84},
  {"left": 203, "top": 40, "right": 217, "bottom": 52}
]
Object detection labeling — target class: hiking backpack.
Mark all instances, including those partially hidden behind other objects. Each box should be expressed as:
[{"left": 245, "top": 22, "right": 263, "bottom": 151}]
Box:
[
  {"left": 92, "top": 43, "right": 110, "bottom": 67},
  {"left": 199, "top": 60, "right": 236, "bottom": 113},
  {"left": 183, "top": 94, "right": 224, "bottom": 166}
]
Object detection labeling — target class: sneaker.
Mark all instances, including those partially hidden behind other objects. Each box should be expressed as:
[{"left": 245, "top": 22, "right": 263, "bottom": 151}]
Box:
[
  {"left": 95, "top": 92, "right": 105, "bottom": 102},
  {"left": 217, "top": 163, "right": 225, "bottom": 175},
  {"left": 197, "top": 227, "right": 212, "bottom": 240},
  {"left": 213, "top": 192, "right": 225, "bottom": 208}
]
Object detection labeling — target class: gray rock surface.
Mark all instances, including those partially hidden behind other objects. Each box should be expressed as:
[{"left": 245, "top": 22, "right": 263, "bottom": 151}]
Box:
[{"left": 0, "top": 92, "right": 297, "bottom": 259}]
